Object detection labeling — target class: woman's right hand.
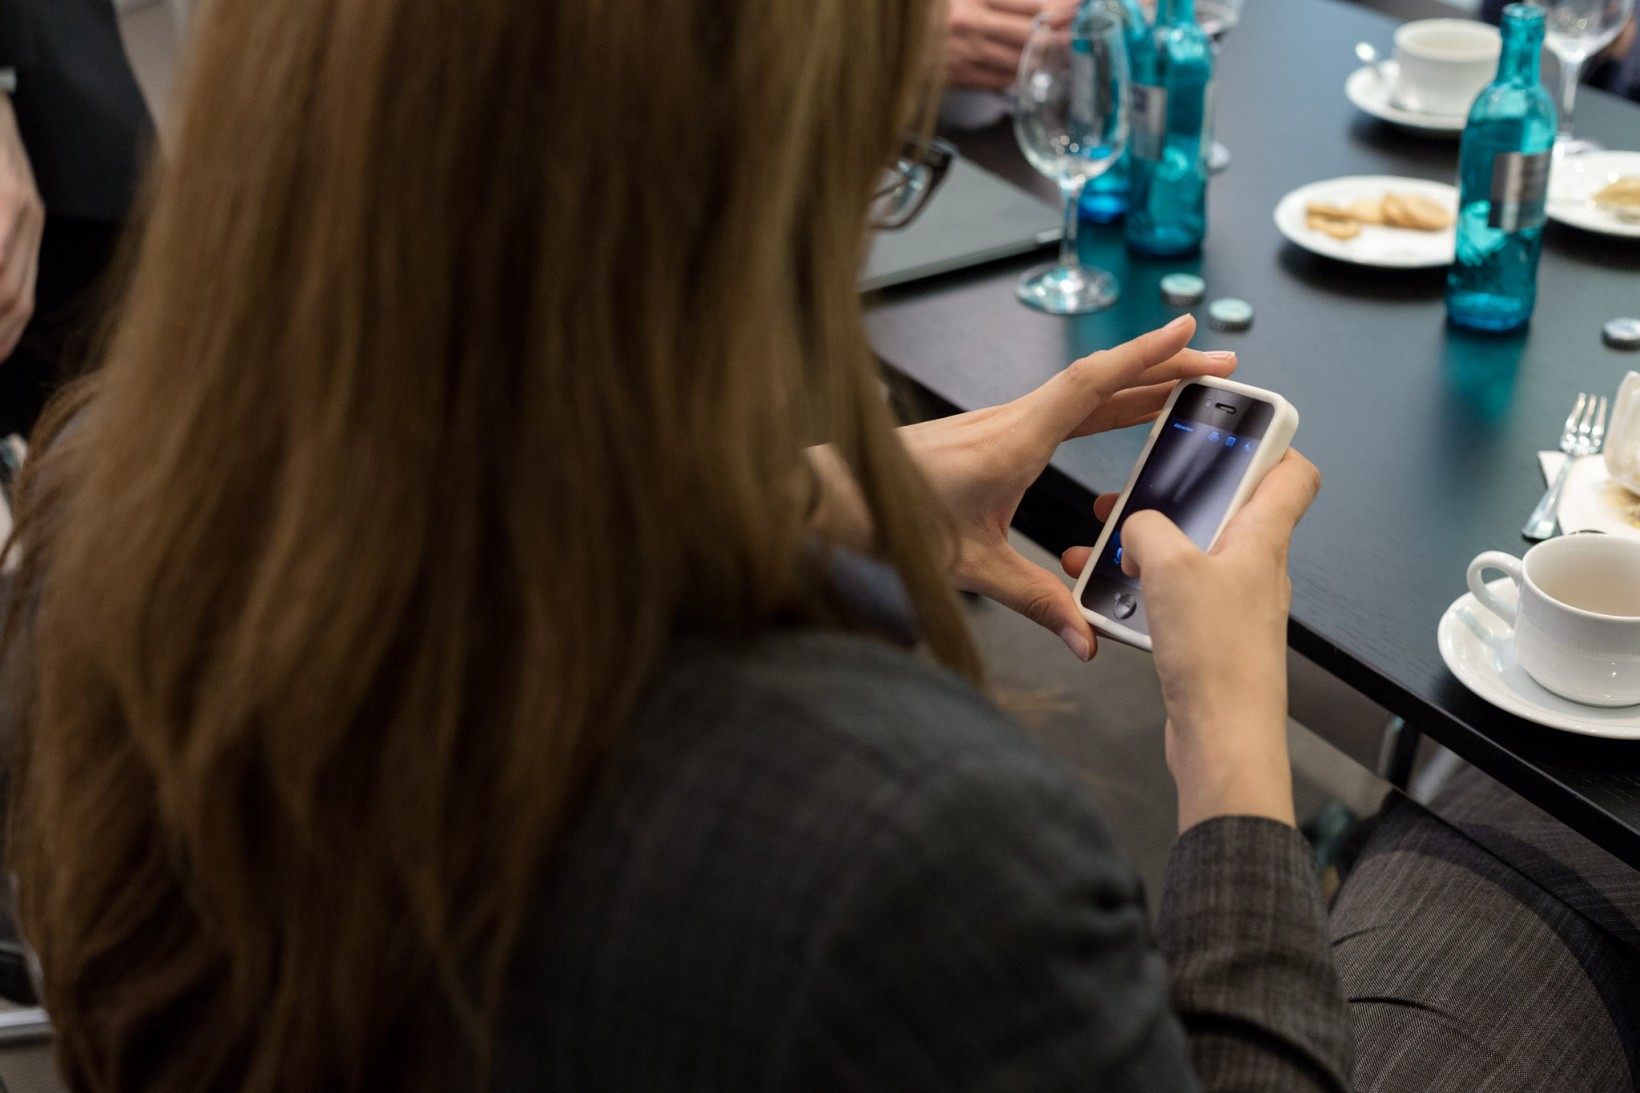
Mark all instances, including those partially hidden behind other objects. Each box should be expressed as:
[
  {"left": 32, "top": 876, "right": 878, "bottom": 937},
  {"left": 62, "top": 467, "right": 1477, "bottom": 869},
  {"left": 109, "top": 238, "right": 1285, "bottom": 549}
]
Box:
[{"left": 1060, "top": 450, "right": 1321, "bottom": 832}]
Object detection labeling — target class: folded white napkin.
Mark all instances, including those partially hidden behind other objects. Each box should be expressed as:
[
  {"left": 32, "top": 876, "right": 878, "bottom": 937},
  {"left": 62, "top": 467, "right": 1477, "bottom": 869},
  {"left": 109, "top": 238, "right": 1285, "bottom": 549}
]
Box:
[{"left": 1537, "top": 451, "right": 1640, "bottom": 539}]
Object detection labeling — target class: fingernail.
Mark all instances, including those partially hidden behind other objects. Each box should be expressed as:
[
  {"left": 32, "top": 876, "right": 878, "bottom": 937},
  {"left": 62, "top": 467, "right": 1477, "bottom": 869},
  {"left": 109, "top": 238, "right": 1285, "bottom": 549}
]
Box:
[
  {"left": 1058, "top": 625, "right": 1092, "bottom": 662},
  {"left": 1206, "top": 351, "right": 1236, "bottom": 364},
  {"left": 1164, "top": 314, "right": 1191, "bottom": 331}
]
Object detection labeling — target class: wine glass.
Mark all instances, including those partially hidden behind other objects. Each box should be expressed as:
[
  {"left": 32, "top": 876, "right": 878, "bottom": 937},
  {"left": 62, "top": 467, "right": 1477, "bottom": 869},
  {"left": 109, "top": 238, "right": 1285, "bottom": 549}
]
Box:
[
  {"left": 1200, "top": 0, "right": 1244, "bottom": 173},
  {"left": 1531, "top": 0, "right": 1636, "bottom": 155},
  {"left": 1013, "top": 4, "right": 1131, "bottom": 315}
]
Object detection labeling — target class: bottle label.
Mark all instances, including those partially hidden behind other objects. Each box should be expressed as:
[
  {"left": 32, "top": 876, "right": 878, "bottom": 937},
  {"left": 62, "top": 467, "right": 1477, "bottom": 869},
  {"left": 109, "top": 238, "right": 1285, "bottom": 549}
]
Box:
[
  {"left": 1132, "top": 83, "right": 1168, "bottom": 161},
  {"left": 1487, "top": 150, "right": 1550, "bottom": 232}
]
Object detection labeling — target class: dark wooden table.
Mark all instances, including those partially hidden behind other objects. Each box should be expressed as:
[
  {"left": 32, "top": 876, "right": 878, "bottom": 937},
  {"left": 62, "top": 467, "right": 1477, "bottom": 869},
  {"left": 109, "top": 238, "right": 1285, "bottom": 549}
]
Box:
[{"left": 868, "top": 0, "right": 1640, "bottom": 865}]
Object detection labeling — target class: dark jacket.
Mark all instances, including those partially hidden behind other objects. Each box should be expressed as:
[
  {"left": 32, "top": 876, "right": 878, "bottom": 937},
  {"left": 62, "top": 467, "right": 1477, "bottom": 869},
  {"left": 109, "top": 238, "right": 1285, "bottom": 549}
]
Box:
[
  {"left": 495, "top": 628, "right": 1354, "bottom": 1090},
  {"left": 0, "top": 0, "right": 152, "bottom": 223}
]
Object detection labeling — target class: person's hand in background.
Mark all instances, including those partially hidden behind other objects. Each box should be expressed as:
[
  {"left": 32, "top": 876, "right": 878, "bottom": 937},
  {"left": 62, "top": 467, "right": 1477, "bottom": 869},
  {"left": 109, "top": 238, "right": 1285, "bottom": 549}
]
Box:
[
  {"left": 0, "top": 91, "right": 43, "bottom": 361},
  {"left": 946, "top": 0, "right": 1045, "bottom": 91}
]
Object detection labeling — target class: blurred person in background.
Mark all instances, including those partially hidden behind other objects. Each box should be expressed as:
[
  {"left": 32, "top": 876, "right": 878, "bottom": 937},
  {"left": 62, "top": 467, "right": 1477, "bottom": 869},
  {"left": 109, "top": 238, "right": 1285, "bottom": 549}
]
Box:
[{"left": 0, "top": 0, "right": 152, "bottom": 438}]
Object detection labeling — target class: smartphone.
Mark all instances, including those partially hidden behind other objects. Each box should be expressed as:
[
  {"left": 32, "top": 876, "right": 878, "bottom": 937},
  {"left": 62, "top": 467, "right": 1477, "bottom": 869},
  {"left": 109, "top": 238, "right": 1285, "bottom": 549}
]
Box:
[{"left": 1072, "top": 376, "right": 1298, "bottom": 651}]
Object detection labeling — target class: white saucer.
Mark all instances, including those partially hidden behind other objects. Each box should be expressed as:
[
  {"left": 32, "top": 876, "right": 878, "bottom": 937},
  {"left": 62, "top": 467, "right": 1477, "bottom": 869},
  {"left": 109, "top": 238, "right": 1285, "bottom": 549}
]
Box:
[
  {"left": 1344, "top": 64, "right": 1467, "bottom": 135},
  {"left": 1439, "top": 577, "right": 1640, "bottom": 740},
  {"left": 1540, "top": 453, "right": 1640, "bottom": 540},
  {"left": 1546, "top": 151, "right": 1640, "bottom": 239},
  {"left": 1274, "top": 175, "right": 1458, "bottom": 268}
]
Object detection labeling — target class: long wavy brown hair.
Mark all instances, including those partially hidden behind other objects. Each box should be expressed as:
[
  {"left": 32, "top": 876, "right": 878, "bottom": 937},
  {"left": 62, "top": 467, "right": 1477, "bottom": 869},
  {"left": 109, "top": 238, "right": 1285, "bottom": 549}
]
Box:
[{"left": 3, "top": 0, "right": 974, "bottom": 1088}]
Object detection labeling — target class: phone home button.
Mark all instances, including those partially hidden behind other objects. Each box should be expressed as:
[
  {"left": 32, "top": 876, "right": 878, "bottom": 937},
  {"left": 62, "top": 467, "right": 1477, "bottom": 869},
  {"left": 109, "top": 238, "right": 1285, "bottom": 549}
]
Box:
[{"left": 1113, "top": 593, "right": 1139, "bottom": 620}]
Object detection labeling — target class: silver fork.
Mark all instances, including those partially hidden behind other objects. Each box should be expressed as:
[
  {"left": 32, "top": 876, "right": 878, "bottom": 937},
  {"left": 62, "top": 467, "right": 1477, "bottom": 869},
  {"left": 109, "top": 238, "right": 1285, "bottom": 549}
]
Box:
[{"left": 1523, "top": 393, "right": 1608, "bottom": 541}]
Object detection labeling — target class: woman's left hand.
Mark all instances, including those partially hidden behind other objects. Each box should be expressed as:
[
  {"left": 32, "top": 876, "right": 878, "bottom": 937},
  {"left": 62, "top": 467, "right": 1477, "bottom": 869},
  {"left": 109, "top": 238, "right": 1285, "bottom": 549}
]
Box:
[{"left": 899, "top": 314, "right": 1234, "bottom": 661}]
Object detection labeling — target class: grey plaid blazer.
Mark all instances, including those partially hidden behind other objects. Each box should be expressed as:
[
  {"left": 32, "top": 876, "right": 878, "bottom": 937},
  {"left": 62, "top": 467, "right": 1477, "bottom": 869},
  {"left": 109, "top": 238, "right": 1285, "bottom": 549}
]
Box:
[{"left": 495, "top": 629, "right": 1352, "bottom": 1090}]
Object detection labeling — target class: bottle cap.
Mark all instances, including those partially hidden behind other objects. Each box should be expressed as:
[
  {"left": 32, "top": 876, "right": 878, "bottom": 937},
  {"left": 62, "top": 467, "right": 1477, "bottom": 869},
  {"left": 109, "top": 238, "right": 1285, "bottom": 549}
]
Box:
[
  {"left": 1207, "top": 297, "right": 1254, "bottom": 332},
  {"left": 1159, "top": 273, "right": 1206, "bottom": 307},
  {"left": 1603, "top": 318, "right": 1640, "bottom": 351}
]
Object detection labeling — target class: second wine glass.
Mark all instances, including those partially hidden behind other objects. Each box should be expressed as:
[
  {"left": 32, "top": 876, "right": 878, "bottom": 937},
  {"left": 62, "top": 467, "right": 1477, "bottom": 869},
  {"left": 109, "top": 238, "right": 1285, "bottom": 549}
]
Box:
[
  {"left": 1014, "top": 4, "right": 1131, "bottom": 315},
  {"left": 1201, "top": 0, "right": 1244, "bottom": 173},
  {"left": 1533, "top": 0, "right": 1636, "bottom": 155}
]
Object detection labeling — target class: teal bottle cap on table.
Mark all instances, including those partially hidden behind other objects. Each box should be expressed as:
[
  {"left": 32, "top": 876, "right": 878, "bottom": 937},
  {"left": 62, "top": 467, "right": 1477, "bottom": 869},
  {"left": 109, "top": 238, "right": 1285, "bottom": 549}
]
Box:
[
  {"left": 1605, "top": 319, "right": 1640, "bottom": 351},
  {"left": 1207, "top": 297, "right": 1254, "bottom": 331},
  {"left": 1160, "top": 273, "right": 1206, "bottom": 306}
]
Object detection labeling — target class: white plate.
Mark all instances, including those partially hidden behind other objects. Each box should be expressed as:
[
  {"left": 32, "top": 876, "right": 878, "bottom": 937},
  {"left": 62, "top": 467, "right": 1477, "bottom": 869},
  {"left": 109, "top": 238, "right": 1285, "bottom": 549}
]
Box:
[
  {"left": 1274, "top": 175, "right": 1458, "bottom": 268},
  {"left": 1546, "top": 151, "right": 1640, "bottom": 239},
  {"left": 1439, "top": 577, "right": 1640, "bottom": 740},
  {"left": 1541, "top": 453, "right": 1640, "bottom": 540},
  {"left": 1344, "top": 63, "right": 1467, "bottom": 135}
]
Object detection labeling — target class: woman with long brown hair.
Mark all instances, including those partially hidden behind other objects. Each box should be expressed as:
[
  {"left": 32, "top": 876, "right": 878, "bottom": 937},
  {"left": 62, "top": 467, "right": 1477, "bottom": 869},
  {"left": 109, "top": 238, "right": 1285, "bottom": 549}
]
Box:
[{"left": 1, "top": 0, "right": 1356, "bottom": 1089}]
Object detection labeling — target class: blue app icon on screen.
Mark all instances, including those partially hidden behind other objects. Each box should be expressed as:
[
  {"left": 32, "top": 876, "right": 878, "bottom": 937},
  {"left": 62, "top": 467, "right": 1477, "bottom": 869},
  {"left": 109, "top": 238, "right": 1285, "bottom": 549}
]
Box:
[
  {"left": 1208, "top": 430, "right": 1220, "bottom": 443},
  {"left": 1225, "top": 435, "right": 1237, "bottom": 447}
]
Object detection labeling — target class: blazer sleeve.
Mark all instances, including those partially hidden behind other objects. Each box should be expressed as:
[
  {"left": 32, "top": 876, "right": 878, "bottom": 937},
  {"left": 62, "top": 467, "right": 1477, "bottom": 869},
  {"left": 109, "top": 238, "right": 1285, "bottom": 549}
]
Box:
[
  {"left": 1161, "top": 816, "right": 1354, "bottom": 1091},
  {"left": 780, "top": 749, "right": 1352, "bottom": 1091}
]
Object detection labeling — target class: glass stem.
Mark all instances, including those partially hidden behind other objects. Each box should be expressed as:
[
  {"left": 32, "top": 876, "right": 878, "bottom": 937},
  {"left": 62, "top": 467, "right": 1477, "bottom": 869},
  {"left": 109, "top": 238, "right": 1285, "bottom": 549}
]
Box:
[
  {"left": 1059, "top": 177, "right": 1087, "bottom": 270},
  {"left": 1555, "top": 49, "right": 1583, "bottom": 145}
]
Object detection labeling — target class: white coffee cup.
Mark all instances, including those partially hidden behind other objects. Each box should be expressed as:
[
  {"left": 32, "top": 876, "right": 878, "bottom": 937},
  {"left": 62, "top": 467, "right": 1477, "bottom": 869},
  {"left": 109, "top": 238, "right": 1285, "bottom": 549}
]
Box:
[
  {"left": 1468, "top": 535, "right": 1640, "bottom": 707},
  {"left": 1603, "top": 371, "right": 1640, "bottom": 496},
  {"left": 1392, "top": 19, "right": 1501, "bottom": 117}
]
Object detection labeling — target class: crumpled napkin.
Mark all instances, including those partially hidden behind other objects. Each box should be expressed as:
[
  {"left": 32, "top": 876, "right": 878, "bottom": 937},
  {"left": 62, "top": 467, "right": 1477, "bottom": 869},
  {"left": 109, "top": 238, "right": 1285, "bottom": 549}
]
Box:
[{"left": 1537, "top": 451, "right": 1640, "bottom": 538}]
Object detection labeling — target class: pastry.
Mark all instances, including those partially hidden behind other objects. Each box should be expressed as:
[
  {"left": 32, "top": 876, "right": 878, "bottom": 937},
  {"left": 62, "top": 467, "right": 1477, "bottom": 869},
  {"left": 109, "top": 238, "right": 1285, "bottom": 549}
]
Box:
[
  {"left": 1305, "top": 201, "right": 1357, "bottom": 221},
  {"left": 1307, "top": 212, "right": 1361, "bottom": 240},
  {"left": 1301, "top": 190, "right": 1450, "bottom": 241},
  {"left": 1347, "top": 197, "right": 1387, "bottom": 225},
  {"left": 1383, "top": 192, "right": 1451, "bottom": 231},
  {"left": 1593, "top": 176, "right": 1640, "bottom": 219}
]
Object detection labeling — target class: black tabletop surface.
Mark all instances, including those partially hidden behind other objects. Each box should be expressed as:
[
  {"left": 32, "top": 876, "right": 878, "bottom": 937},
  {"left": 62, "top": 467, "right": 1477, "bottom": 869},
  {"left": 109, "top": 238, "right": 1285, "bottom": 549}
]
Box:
[{"left": 867, "top": 0, "right": 1640, "bottom": 864}]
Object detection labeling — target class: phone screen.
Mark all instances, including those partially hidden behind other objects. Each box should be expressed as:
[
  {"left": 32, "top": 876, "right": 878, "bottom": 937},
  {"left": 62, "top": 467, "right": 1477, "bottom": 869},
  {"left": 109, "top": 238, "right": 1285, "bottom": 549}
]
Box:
[{"left": 1079, "top": 384, "right": 1276, "bottom": 630}]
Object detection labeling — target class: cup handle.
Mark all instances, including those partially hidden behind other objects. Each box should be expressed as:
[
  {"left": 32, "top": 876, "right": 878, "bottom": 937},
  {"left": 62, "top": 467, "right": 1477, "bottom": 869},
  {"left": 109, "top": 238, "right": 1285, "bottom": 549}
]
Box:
[{"left": 1467, "top": 551, "right": 1522, "bottom": 626}]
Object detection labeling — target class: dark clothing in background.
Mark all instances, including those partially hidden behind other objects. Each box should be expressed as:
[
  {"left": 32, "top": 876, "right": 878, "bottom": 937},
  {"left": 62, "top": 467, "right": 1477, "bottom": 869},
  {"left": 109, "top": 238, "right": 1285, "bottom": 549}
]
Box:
[
  {"left": 1590, "top": 34, "right": 1640, "bottom": 100},
  {"left": 0, "top": 0, "right": 150, "bottom": 220},
  {"left": 0, "top": 0, "right": 152, "bottom": 437},
  {"left": 0, "top": 217, "right": 121, "bottom": 438},
  {"left": 495, "top": 629, "right": 1355, "bottom": 1091}
]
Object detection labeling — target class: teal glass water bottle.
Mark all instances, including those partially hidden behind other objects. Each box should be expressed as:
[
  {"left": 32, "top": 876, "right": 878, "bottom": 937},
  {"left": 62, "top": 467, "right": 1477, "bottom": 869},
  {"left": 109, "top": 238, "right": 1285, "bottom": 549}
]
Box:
[
  {"left": 1124, "top": 0, "right": 1212, "bottom": 257},
  {"left": 1079, "top": 0, "right": 1149, "bottom": 224},
  {"left": 1445, "top": 4, "right": 1556, "bottom": 334}
]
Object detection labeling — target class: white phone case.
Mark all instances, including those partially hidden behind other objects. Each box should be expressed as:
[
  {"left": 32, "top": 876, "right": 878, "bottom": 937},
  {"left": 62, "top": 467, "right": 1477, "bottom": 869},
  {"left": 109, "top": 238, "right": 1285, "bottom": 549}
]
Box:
[{"left": 1071, "top": 376, "right": 1299, "bottom": 652}]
